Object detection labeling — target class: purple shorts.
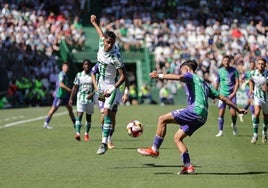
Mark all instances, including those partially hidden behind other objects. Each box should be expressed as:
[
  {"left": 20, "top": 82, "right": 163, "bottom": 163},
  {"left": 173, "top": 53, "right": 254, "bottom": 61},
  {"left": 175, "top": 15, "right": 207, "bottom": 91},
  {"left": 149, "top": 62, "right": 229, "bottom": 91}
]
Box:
[
  {"left": 218, "top": 96, "right": 237, "bottom": 109},
  {"left": 172, "top": 107, "right": 206, "bottom": 136},
  {"left": 245, "top": 88, "right": 253, "bottom": 99},
  {"left": 52, "top": 96, "right": 69, "bottom": 107}
]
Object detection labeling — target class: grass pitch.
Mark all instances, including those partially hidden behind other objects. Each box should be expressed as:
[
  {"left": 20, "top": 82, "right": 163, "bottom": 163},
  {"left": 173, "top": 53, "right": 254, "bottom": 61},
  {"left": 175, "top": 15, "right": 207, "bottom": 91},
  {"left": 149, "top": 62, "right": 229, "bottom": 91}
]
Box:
[{"left": 0, "top": 105, "right": 267, "bottom": 188}]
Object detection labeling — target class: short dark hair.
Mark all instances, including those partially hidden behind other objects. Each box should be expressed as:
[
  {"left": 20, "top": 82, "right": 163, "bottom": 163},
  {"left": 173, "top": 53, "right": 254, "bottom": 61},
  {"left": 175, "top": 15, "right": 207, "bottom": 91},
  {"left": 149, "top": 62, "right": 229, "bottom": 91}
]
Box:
[
  {"left": 62, "top": 62, "right": 69, "bottom": 66},
  {"left": 83, "top": 59, "right": 91, "bottom": 64},
  {"left": 222, "top": 55, "right": 231, "bottom": 62},
  {"left": 180, "top": 59, "right": 198, "bottom": 72},
  {"left": 257, "top": 57, "right": 267, "bottom": 64},
  {"left": 104, "top": 31, "right": 116, "bottom": 40}
]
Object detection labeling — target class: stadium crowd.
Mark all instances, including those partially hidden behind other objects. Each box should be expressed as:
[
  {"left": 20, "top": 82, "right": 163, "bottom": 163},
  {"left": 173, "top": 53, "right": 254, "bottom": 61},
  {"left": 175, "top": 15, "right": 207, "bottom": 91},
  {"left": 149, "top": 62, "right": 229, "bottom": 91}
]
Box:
[
  {"left": 0, "top": 0, "right": 86, "bottom": 107},
  {"left": 99, "top": 0, "right": 268, "bottom": 104},
  {"left": 1, "top": 0, "right": 268, "bottom": 107}
]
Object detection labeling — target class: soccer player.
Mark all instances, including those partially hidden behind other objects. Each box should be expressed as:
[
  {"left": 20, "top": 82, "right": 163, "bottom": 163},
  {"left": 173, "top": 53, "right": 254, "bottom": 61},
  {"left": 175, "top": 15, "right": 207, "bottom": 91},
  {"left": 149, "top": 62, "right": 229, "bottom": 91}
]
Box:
[
  {"left": 215, "top": 55, "right": 239, "bottom": 137},
  {"left": 249, "top": 57, "right": 268, "bottom": 144},
  {"left": 90, "top": 14, "right": 127, "bottom": 155},
  {"left": 43, "top": 62, "right": 75, "bottom": 129},
  {"left": 69, "top": 59, "right": 95, "bottom": 141},
  {"left": 91, "top": 63, "right": 129, "bottom": 149},
  {"left": 137, "top": 60, "right": 247, "bottom": 174}
]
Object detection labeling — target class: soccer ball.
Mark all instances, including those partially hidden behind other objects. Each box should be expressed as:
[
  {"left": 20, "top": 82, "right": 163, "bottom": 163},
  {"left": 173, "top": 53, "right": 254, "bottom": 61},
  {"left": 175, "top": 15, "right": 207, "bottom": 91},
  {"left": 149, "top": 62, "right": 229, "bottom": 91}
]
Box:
[{"left": 126, "top": 120, "right": 143, "bottom": 138}]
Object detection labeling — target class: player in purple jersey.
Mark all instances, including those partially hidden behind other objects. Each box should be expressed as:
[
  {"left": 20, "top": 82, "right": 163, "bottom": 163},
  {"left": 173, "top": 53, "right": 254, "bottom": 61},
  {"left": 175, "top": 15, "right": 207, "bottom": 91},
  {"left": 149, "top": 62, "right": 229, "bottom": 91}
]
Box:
[
  {"left": 43, "top": 62, "right": 75, "bottom": 129},
  {"left": 215, "top": 55, "right": 240, "bottom": 137},
  {"left": 137, "top": 60, "right": 247, "bottom": 174}
]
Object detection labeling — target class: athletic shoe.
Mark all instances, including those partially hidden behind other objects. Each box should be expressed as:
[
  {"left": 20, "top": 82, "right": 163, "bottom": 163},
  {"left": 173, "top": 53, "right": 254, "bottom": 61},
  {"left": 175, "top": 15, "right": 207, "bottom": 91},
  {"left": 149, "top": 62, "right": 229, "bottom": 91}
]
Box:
[
  {"left": 216, "top": 131, "right": 223, "bottom": 137},
  {"left": 43, "top": 123, "right": 53, "bottom": 129},
  {"left": 177, "top": 165, "right": 195, "bottom": 175},
  {"left": 84, "top": 134, "right": 89, "bottom": 141},
  {"left": 262, "top": 135, "right": 267, "bottom": 144},
  {"left": 96, "top": 143, "right": 108, "bottom": 155},
  {"left": 251, "top": 136, "right": 258, "bottom": 144},
  {"left": 231, "top": 123, "right": 238, "bottom": 136},
  {"left": 75, "top": 133, "right": 81, "bottom": 141},
  {"left": 108, "top": 142, "right": 115, "bottom": 149},
  {"left": 137, "top": 147, "right": 159, "bottom": 158},
  {"left": 239, "top": 114, "right": 244, "bottom": 122}
]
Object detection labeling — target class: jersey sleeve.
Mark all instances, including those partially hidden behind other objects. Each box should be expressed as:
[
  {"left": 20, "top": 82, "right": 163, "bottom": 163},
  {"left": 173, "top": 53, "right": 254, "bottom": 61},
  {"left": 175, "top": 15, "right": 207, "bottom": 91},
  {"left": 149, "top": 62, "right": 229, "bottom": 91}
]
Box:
[
  {"left": 215, "top": 71, "right": 220, "bottom": 83},
  {"left": 113, "top": 50, "right": 124, "bottom": 69},
  {"left": 249, "top": 70, "right": 254, "bottom": 80},
  {"left": 58, "top": 72, "right": 64, "bottom": 83},
  {"left": 91, "top": 64, "right": 99, "bottom": 74},
  {"left": 182, "top": 72, "right": 193, "bottom": 82},
  {"left": 235, "top": 68, "right": 239, "bottom": 78},
  {"left": 73, "top": 73, "right": 80, "bottom": 85},
  {"left": 207, "top": 84, "right": 220, "bottom": 99}
]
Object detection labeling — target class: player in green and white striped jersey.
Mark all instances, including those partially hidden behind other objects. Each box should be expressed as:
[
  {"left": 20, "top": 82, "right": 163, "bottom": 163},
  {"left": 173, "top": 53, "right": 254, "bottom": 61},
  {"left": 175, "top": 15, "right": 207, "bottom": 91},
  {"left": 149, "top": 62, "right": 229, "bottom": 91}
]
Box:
[
  {"left": 69, "top": 59, "right": 95, "bottom": 142},
  {"left": 249, "top": 57, "right": 268, "bottom": 144},
  {"left": 90, "top": 15, "right": 127, "bottom": 155}
]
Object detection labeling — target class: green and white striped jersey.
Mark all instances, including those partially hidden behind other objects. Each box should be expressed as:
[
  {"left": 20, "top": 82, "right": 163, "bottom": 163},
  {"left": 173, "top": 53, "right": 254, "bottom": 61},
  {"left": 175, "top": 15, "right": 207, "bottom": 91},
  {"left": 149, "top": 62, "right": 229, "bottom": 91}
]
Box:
[
  {"left": 97, "top": 37, "right": 124, "bottom": 86},
  {"left": 250, "top": 69, "right": 268, "bottom": 101},
  {"left": 73, "top": 71, "right": 93, "bottom": 104}
]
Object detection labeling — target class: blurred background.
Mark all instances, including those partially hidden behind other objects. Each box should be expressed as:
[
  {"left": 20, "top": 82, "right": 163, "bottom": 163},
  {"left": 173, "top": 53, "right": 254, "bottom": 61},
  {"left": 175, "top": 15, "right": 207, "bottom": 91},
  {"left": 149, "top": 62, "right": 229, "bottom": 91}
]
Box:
[{"left": 0, "top": 0, "right": 267, "bottom": 108}]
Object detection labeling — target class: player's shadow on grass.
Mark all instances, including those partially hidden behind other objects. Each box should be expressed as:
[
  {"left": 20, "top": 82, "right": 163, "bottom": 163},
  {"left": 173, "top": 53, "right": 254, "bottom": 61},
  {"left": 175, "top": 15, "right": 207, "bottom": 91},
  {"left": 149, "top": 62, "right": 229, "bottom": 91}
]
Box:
[
  {"left": 196, "top": 171, "right": 268, "bottom": 175},
  {"left": 144, "top": 164, "right": 268, "bottom": 176},
  {"left": 153, "top": 172, "right": 268, "bottom": 175},
  {"left": 144, "top": 163, "right": 184, "bottom": 168},
  {"left": 116, "top": 146, "right": 175, "bottom": 150}
]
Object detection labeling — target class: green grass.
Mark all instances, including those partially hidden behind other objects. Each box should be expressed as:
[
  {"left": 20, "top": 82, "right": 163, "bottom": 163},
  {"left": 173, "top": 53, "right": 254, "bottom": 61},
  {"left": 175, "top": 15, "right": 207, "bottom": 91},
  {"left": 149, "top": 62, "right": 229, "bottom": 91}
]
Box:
[{"left": 0, "top": 105, "right": 267, "bottom": 188}]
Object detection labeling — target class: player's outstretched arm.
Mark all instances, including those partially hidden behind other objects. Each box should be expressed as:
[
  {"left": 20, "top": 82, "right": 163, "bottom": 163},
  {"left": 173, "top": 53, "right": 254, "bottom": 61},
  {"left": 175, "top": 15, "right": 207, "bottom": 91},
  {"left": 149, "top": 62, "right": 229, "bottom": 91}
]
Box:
[
  {"left": 149, "top": 71, "right": 184, "bottom": 81},
  {"left": 90, "top": 15, "right": 104, "bottom": 38},
  {"left": 219, "top": 95, "right": 247, "bottom": 114}
]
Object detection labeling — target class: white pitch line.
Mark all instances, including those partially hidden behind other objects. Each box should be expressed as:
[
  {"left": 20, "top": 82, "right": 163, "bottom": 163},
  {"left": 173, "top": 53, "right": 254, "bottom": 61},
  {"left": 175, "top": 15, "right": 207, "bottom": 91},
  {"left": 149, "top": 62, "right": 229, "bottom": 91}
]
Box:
[{"left": 0, "top": 111, "right": 68, "bottom": 129}]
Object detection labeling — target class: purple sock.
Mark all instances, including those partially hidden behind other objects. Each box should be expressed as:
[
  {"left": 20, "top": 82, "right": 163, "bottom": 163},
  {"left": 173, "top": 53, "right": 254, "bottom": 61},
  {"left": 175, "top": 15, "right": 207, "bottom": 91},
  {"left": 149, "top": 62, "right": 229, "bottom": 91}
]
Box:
[
  {"left": 152, "top": 135, "right": 163, "bottom": 150},
  {"left": 218, "top": 117, "right": 224, "bottom": 130},
  {"left": 181, "top": 152, "right": 191, "bottom": 165},
  {"left": 45, "top": 117, "right": 51, "bottom": 124},
  {"left": 250, "top": 105, "right": 254, "bottom": 115}
]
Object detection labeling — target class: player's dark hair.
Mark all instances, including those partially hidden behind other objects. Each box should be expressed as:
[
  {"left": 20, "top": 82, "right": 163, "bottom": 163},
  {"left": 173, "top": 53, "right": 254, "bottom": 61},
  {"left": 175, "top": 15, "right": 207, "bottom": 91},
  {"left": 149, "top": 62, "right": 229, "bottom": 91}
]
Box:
[
  {"left": 83, "top": 59, "right": 91, "bottom": 64},
  {"left": 180, "top": 60, "right": 198, "bottom": 72},
  {"left": 104, "top": 31, "right": 116, "bottom": 40},
  {"left": 257, "top": 57, "right": 267, "bottom": 64},
  {"left": 222, "top": 55, "right": 231, "bottom": 62}
]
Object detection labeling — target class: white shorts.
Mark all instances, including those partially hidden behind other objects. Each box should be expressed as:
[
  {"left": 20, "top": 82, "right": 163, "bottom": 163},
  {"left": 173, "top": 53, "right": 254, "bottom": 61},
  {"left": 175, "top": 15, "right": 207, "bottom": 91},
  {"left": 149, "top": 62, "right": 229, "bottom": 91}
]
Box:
[
  {"left": 97, "top": 83, "right": 122, "bottom": 110},
  {"left": 254, "top": 97, "right": 268, "bottom": 114},
  {"left": 103, "top": 89, "right": 121, "bottom": 110},
  {"left": 76, "top": 102, "right": 94, "bottom": 114}
]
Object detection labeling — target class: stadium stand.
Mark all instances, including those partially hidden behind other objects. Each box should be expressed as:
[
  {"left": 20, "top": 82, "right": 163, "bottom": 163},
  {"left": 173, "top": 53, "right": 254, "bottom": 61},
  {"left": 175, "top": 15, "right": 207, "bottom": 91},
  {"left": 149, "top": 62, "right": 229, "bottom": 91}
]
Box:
[{"left": 1, "top": 0, "right": 268, "bottom": 107}]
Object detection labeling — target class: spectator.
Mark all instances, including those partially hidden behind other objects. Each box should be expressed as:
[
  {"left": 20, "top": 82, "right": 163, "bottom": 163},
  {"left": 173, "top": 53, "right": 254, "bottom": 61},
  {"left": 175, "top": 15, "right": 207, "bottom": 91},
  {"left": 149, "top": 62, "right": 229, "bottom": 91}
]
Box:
[
  {"left": 159, "top": 83, "right": 171, "bottom": 106},
  {"left": 0, "top": 1, "right": 86, "bottom": 106},
  {"left": 0, "top": 95, "right": 11, "bottom": 109},
  {"left": 128, "top": 83, "right": 139, "bottom": 105},
  {"left": 138, "top": 83, "right": 156, "bottom": 104},
  {"left": 7, "top": 77, "right": 17, "bottom": 107}
]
